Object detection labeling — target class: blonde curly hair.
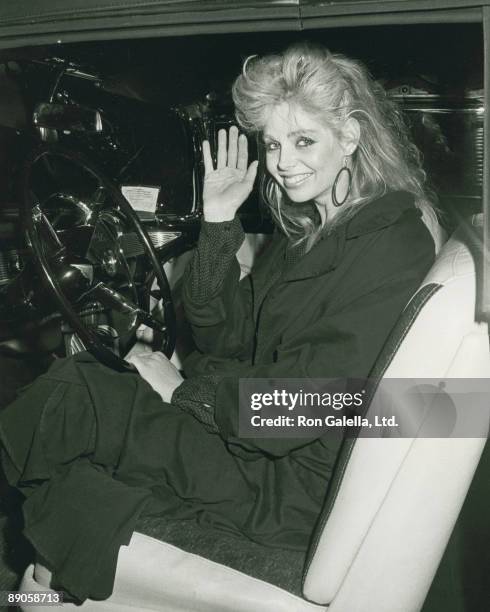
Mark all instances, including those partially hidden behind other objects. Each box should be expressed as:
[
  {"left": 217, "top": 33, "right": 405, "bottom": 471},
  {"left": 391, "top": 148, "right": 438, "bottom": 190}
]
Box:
[{"left": 232, "top": 42, "right": 438, "bottom": 248}]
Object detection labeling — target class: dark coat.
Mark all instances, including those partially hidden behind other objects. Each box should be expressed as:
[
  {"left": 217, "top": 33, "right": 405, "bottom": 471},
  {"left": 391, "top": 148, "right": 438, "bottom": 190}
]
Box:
[
  {"left": 0, "top": 190, "right": 435, "bottom": 601},
  {"left": 182, "top": 191, "right": 436, "bottom": 456}
]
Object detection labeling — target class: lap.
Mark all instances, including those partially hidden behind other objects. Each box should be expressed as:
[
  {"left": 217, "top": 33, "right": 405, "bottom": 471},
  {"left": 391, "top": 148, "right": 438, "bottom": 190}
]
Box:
[{"left": 2, "top": 352, "right": 324, "bottom": 550}]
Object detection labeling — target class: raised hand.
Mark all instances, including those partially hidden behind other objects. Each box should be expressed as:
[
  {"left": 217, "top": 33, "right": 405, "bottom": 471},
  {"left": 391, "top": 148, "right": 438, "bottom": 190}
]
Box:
[{"left": 202, "top": 126, "right": 258, "bottom": 222}]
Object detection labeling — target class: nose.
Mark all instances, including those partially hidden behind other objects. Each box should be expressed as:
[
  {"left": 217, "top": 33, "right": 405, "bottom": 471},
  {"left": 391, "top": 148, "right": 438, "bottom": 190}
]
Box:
[{"left": 277, "top": 144, "right": 296, "bottom": 171}]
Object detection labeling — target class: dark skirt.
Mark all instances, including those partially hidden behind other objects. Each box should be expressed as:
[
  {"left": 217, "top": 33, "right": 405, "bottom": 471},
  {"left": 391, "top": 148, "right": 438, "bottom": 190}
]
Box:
[{"left": 0, "top": 352, "right": 337, "bottom": 601}]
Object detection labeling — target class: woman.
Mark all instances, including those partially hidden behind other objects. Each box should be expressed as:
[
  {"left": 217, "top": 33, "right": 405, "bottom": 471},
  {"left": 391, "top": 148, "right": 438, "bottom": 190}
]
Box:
[{"left": 0, "top": 43, "right": 437, "bottom": 601}]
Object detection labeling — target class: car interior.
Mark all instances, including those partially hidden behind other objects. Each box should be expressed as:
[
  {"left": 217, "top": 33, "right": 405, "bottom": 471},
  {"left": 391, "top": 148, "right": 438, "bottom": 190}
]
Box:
[{"left": 0, "top": 1, "right": 489, "bottom": 611}]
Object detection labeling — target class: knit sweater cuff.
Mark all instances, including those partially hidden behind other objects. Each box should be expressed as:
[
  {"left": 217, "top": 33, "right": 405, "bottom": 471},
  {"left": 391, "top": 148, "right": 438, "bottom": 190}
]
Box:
[
  {"left": 186, "top": 217, "right": 244, "bottom": 304},
  {"left": 171, "top": 375, "right": 221, "bottom": 433}
]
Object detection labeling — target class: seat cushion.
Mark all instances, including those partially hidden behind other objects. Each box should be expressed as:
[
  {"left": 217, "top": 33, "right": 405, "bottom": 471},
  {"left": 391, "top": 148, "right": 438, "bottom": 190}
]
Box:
[{"left": 135, "top": 515, "right": 305, "bottom": 596}]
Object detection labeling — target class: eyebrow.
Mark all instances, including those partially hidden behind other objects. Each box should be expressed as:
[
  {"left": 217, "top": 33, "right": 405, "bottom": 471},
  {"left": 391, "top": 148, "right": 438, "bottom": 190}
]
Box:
[{"left": 262, "top": 129, "right": 317, "bottom": 140}]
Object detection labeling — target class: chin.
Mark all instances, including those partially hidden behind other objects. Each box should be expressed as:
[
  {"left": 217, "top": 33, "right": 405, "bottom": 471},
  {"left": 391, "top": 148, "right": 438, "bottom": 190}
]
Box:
[
  {"left": 286, "top": 194, "right": 310, "bottom": 204},
  {"left": 283, "top": 188, "right": 316, "bottom": 204},
  {"left": 282, "top": 183, "right": 330, "bottom": 206}
]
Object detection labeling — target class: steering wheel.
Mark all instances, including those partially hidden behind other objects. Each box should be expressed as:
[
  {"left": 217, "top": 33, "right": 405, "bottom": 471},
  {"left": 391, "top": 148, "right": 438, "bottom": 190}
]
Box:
[{"left": 21, "top": 145, "right": 176, "bottom": 372}]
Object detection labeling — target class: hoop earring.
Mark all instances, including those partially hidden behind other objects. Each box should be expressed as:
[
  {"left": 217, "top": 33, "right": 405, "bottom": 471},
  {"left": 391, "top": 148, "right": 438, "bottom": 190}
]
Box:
[{"left": 332, "top": 159, "right": 352, "bottom": 208}]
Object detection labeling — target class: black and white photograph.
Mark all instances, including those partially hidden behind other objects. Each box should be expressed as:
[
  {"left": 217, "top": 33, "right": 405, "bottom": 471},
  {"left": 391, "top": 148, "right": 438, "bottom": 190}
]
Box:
[{"left": 0, "top": 1, "right": 488, "bottom": 611}]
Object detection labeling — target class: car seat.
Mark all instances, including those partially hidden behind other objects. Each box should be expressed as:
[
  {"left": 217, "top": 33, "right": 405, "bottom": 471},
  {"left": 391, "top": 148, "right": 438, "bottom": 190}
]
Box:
[{"left": 19, "top": 214, "right": 489, "bottom": 612}]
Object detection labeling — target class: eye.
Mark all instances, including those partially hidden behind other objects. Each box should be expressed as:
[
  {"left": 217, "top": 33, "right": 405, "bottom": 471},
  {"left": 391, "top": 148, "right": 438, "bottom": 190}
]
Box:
[
  {"left": 296, "top": 136, "right": 315, "bottom": 147},
  {"left": 264, "top": 141, "right": 280, "bottom": 152}
]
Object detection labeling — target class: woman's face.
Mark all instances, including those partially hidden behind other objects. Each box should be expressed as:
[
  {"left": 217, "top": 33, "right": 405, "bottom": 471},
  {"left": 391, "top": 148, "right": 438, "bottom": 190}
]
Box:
[{"left": 263, "top": 102, "right": 347, "bottom": 212}]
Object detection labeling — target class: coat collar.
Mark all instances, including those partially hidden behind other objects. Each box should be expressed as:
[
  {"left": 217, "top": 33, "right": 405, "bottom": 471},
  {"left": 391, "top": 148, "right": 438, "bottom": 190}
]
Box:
[{"left": 283, "top": 191, "right": 417, "bottom": 282}]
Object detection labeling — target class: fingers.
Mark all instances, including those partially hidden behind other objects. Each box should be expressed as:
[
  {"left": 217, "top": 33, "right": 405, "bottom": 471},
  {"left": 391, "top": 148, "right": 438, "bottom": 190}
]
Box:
[
  {"left": 202, "top": 140, "right": 213, "bottom": 176},
  {"left": 245, "top": 159, "right": 259, "bottom": 185},
  {"left": 136, "top": 323, "right": 154, "bottom": 344},
  {"left": 237, "top": 133, "right": 248, "bottom": 172},
  {"left": 227, "top": 126, "right": 239, "bottom": 168},
  {"left": 210, "top": 127, "right": 247, "bottom": 171},
  {"left": 217, "top": 129, "right": 227, "bottom": 169}
]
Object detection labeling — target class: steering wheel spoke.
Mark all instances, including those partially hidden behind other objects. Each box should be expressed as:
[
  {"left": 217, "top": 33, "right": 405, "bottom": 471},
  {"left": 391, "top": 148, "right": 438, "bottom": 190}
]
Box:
[
  {"left": 86, "top": 283, "right": 166, "bottom": 332},
  {"left": 31, "top": 203, "right": 66, "bottom": 255}
]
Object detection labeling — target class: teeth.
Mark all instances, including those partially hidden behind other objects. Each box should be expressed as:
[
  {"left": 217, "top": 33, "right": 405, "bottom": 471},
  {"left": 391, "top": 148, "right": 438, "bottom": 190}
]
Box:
[{"left": 284, "top": 173, "right": 312, "bottom": 185}]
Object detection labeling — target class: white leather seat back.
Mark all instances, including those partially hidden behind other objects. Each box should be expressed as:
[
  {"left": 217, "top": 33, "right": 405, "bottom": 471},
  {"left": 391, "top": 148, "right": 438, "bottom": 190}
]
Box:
[{"left": 303, "top": 215, "right": 490, "bottom": 611}]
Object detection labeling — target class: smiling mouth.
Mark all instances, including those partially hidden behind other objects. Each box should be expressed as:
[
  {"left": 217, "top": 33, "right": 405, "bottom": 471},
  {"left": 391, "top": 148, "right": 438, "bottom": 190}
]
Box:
[{"left": 282, "top": 173, "right": 313, "bottom": 188}]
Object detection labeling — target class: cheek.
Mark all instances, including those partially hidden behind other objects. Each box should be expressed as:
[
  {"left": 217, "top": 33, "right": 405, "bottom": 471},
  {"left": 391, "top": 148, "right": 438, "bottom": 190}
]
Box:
[
  {"left": 265, "top": 154, "right": 278, "bottom": 176},
  {"left": 317, "top": 148, "right": 343, "bottom": 179}
]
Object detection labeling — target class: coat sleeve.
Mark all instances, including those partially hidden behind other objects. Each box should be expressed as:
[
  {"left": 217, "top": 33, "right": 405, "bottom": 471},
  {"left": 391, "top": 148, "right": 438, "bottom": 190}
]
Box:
[{"left": 181, "top": 217, "right": 255, "bottom": 363}]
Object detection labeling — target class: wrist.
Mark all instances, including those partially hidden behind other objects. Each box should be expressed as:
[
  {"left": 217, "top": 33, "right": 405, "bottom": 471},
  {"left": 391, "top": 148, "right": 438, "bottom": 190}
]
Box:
[
  {"left": 169, "top": 379, "right": 184, "bottom": 403},
  {"left": 203, "top": 210, "right": 236, "bottom": 223}
]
